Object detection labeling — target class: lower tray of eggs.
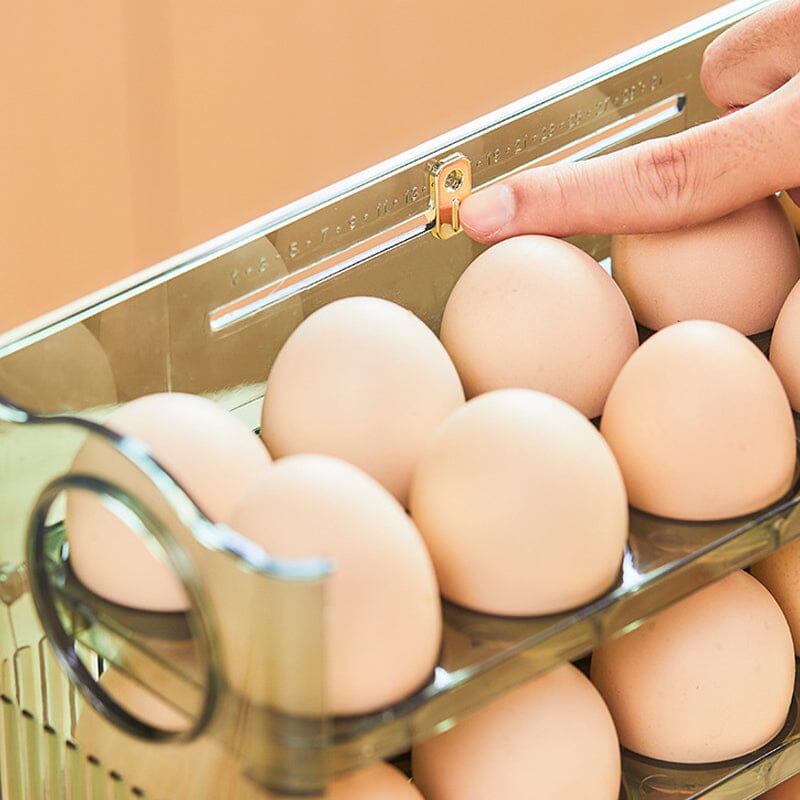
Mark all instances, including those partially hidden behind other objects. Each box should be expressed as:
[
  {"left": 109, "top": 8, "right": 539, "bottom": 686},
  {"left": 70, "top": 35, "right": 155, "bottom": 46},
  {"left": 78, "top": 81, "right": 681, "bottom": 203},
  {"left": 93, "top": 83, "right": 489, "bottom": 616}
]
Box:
[{"left": 56, "top": 191, "right": 800, "bottom": 799}]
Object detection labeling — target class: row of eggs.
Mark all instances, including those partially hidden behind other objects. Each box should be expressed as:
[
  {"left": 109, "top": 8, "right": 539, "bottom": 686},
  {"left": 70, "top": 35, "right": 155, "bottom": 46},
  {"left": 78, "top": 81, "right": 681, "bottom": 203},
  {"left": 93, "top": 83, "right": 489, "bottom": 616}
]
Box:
[
  {"left": 76, "top": 569, "right": 799, "bottom": 799},
  {"left": 66, "top": 192, "right": 800, "bottom": 797}
]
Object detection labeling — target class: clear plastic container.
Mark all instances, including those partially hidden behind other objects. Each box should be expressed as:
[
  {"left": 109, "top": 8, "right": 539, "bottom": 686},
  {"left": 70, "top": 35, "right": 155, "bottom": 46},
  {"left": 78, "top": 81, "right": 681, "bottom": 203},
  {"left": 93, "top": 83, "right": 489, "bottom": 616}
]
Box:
[{"left": 1, "top": 2, "right": 795, "bottom": 797}]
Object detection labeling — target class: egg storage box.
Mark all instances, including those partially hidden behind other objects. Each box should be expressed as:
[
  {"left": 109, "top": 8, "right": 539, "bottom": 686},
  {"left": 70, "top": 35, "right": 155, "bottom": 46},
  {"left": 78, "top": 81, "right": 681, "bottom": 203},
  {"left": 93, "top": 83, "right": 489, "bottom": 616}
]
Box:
[{"left": 2, "top": 2, "right": 800, "bottom": 797}]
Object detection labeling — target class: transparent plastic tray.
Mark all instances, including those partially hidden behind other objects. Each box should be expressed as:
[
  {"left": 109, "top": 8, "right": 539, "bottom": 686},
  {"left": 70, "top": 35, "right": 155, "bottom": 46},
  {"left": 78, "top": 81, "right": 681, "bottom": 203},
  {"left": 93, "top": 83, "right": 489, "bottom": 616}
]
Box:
[
  {"left": 13, "top": 403, "right": 800, "bottom": 799},
  {"left": 0, "top": 2, "right": 795, "bottom": 797},
  {"left": 623, "top": 672, "right": 800, "bottom": 799}
]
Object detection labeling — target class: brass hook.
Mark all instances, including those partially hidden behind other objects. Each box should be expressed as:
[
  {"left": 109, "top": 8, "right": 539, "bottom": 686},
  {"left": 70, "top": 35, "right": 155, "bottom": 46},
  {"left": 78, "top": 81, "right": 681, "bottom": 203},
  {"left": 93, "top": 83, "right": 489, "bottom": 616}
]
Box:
[{"left": 428, "top": 153, "right": 472, "bottom": 240}]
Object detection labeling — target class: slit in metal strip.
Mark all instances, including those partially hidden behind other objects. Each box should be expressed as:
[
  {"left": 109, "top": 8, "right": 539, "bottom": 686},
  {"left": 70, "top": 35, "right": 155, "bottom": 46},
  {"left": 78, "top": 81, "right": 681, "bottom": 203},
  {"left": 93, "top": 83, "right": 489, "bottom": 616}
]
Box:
[{"left": 208, "top": 220, "right": 428, "bottom": 332}]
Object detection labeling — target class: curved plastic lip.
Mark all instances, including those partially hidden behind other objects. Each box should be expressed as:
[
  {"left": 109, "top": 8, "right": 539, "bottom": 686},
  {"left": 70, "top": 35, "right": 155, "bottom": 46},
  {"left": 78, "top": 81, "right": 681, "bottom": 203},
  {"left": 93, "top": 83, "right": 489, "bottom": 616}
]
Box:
[{"left": 0, "top": 393, "right": 332, "bottom": 582}]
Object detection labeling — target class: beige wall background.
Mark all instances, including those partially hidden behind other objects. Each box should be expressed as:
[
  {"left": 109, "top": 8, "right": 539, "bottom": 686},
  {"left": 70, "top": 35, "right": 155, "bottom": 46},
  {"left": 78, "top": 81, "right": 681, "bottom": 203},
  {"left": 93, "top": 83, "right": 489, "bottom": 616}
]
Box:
[{"left": 1, "top": 1, "right": 724, "bottom": 335}]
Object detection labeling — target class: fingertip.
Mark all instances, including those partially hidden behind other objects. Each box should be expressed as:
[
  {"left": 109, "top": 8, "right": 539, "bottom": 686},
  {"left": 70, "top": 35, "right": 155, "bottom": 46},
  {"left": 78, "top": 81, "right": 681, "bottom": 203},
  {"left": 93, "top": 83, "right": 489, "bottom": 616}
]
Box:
[{"left": 459, "top": 184, "right": 516, "bottom": 242}]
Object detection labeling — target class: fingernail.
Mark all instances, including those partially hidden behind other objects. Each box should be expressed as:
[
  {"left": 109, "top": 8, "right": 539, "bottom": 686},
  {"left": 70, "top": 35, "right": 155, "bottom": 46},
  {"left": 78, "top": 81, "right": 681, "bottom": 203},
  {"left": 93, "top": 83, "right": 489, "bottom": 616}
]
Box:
[{"left": 461, "top": 184, "right": 515, "bottom": 238}]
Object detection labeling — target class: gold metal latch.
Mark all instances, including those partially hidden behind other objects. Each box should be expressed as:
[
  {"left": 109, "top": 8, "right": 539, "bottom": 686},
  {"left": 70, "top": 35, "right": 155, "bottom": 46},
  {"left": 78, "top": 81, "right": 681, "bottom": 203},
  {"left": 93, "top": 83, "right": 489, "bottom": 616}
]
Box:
[{"left": 428, "top": 153, "right": 472, "bottom": 240}]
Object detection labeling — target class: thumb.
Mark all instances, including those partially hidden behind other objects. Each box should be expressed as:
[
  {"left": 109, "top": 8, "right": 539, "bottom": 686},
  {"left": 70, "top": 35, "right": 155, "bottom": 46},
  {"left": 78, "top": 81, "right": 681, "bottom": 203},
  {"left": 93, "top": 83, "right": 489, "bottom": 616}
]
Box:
[{"left": 459, "top": 76, "right": 800, "bottom": 242}]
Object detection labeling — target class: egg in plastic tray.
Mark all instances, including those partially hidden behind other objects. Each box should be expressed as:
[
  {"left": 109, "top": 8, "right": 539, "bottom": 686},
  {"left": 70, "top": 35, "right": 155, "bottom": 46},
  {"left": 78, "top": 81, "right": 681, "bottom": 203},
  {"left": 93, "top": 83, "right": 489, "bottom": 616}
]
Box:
[{"left": 1, "top": 1, "right": 799, "bottom": 797}]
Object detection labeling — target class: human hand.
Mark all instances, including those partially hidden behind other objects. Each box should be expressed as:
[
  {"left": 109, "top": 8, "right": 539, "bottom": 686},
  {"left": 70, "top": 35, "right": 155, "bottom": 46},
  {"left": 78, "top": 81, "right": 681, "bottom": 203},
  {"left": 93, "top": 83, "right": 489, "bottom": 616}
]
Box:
[{"left": 459, "top": 0, "right": 800, "bottom": 242}]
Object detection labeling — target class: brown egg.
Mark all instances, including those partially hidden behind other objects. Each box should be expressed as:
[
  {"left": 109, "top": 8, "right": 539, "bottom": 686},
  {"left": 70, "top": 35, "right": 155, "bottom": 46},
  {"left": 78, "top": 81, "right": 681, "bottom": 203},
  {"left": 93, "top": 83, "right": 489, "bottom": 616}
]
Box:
[
  {"left": 227, "top": 454, "right": 441, "bottom": 716},
  {"left": 751, "top": 539, "right": 800, "bottom": 656},
  {"left": 77, "top": 668, "right": 421, "bottom": 799},
  {"left": 600, "top": 320, "right": 796, "bottom": 521},
  {"left": 611, "top": 196, "right": 800, "bottom": 335},
  {"left": 439, "top": 235, "right": 638, "bottom": 418},
  {"left": 412, "top": 663, "right": 621, "bottom": 800},
  {"left": 260, "top": 296, "right": 465, "bottom": 507},
  {"left": 67, "top": 392, "right": 272, "bottom": 611},
  {"left": 591, "top": 571, "right": 795, "bottom": 764},
  {"left": 409, "top": 389, "right": 628, "bottom": 616},
  {"left": 770, "top": 279, "right": 800, "bottom": 411}
]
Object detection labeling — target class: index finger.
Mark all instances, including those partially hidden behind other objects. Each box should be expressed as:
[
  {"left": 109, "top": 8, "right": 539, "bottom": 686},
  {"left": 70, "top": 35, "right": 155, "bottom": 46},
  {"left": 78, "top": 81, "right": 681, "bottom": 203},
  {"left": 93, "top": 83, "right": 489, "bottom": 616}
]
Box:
[{"left": 459, "top": 75, "right": 800, "bottom": 242}]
